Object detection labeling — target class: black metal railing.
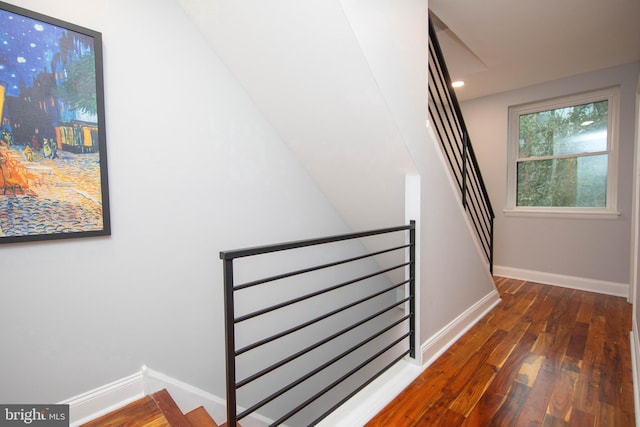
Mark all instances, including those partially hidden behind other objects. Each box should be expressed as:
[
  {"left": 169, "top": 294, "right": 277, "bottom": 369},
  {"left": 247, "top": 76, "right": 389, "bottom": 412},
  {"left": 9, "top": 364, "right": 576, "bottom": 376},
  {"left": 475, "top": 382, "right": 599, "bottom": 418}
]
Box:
[
  {"left": 220, "top": 222, "right": 416, "bottom": 426},
  {"left": 428, "top": 18, "right": 495, "bottom": 272}
]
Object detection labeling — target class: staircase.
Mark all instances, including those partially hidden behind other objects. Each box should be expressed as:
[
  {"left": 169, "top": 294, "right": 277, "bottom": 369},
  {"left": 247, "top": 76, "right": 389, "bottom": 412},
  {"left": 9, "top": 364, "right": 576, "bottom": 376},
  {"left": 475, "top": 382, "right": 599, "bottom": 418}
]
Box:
[
  {"left": 81, "top": 389, "right": 220, "bottom": 427},
  {"left": 428, "top": 16, "right": 495, "bottom": 272}
]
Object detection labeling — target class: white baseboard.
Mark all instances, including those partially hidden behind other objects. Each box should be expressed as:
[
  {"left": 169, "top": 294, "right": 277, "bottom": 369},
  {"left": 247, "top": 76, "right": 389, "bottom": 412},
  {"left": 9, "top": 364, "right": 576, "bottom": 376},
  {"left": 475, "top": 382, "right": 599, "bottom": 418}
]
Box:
[
  {"left": 421, "top": 289, "right": 501, "bottom": 366},
  {"left": 319, "top": 289, "right": 500, "bottom": 426},
  {"left": 61, "top": 366, "right": 273, "bottom": 427},
  {"left": 494, "top": 265, "right": 629, "bottom": 298},
  {"left": 141, "top": 366, "right": 229, "bottom": 426},
  {"left": 317, "top": 359, "right": 423, "bottom": 427},
  {"left": 631, "top": 329, "right": 640, "bottom": 427},
  {"left": 62, "top": 363, "right": 420, "bottom": 427},
  {"left": 60, "top": 372, "right": 145, "bottom": 426},
  {"left": 142, "top": 367, "right": 274, "bottom": 427},
  {"left": 60, "top": 286, "right": 500, "bottom": 427}
]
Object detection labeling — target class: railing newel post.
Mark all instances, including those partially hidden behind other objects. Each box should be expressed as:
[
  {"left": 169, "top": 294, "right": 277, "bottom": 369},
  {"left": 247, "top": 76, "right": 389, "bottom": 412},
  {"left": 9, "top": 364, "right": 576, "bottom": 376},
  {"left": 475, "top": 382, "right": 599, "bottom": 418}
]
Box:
[
  {"left": 409, "top": 220, "right": 416, "bottom": 359},
  {"left": 221, "top": 256, "right": 237, "bottom": 427},
  {"left": 490, "top": 218, "right": 494, "bottom": 275},
  {"left": 221, "top": 223, "right": 417, "bottom": 425}
]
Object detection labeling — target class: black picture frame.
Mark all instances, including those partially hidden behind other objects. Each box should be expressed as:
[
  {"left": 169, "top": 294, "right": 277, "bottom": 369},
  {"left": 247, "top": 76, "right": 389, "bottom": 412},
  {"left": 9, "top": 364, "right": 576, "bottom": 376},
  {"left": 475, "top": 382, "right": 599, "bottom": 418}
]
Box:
[{"left": 0, "top": 1, "right": 110, "bottom": 244}]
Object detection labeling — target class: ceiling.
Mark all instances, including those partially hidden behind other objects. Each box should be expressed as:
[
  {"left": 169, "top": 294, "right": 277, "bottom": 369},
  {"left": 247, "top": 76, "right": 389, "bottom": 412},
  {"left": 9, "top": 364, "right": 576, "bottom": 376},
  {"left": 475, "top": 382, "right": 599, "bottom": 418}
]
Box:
[{"left": 429, "top": 0, "right": 640, "bottom": 101}]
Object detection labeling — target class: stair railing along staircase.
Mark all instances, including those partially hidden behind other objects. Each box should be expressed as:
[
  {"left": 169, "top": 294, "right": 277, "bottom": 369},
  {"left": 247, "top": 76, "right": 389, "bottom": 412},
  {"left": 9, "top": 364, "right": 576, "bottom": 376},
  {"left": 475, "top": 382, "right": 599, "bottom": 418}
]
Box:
[
  {"left": 220, "top": 222, "right": 416, "bottom": 426},
  {"left": 428, "top": 19, "right": 495, "bottom": 273}
]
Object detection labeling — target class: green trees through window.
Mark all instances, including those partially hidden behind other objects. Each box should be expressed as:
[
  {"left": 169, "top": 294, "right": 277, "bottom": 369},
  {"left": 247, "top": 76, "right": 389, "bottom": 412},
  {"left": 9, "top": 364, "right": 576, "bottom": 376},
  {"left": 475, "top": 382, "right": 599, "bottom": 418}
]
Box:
[
  {"left": 507, "top": 87, "right": 618, "bottom": 213},
  {"left": 516, "top": 100, "right": 608, "bottom": 207}
]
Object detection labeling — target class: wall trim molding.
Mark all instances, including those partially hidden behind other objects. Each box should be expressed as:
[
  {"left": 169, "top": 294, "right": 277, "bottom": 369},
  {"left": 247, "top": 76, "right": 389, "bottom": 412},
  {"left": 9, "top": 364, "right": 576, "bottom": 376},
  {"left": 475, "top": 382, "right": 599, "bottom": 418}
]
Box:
[
  {"left": 421, "top": 289, "right": 501, "bottom": 367},
  {"left": 61, "top": 366, "right": 273, "bottom": 427},
  {"left": 631, "top": 329, "right": 640, "bottom": 427},
  {"left": 317, "top": 359, "right": 423, "bottom": 427},
  {"left": 142, "top": 367, "right": 276, "bottom": 426},
  {"left": 60, "top": 372, "right": 144, "bottom": 427},
  {"left": 61, "top": 286, "right": 500, "bottom": 427},
  {"left": 494, "top": 265, "right": 629, "bottom": 298},
  {"left": 141, "top": 366, "right": 231, "bottom": 426},
  {"left": 319, "top": 290, "right": 500, "bottom": 426}
]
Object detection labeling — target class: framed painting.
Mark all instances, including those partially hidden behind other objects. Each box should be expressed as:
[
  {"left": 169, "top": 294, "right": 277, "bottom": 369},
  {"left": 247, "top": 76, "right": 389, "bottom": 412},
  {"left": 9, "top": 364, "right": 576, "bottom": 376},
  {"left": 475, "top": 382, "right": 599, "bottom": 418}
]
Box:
[{"left": 0, "top": 1, "right": 110, "bottom": 244}]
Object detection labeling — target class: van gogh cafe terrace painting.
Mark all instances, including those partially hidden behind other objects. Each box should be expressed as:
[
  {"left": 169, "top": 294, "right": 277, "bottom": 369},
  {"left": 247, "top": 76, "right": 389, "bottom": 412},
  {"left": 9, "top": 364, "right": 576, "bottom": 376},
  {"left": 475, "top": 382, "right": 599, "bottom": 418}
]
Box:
[{"left": 0, "top": 5, "right": 109, "bottom": 242}]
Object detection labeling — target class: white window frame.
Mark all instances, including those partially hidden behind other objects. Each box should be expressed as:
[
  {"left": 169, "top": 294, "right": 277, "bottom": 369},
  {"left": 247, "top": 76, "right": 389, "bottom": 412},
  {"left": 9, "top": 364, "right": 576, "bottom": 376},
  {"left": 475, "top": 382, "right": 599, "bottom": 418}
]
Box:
[{"left": 505, "top": 87, "right": 620, "bottom": 219}]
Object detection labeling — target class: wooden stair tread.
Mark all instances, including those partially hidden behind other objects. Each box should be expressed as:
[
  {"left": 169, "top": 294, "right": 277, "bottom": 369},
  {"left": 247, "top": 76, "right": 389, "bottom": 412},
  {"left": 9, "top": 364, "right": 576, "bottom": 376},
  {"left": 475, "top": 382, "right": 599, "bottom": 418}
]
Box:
[
  {"left": 185, "top": 406, "right": 218, "bottom": 426},
  {"left": 150, "top": 389, "right": 192, "bottom": 427},
  {"left": 80, "top": 395, "right": 171, "bottom": 427},
  {"left": 81, "top": 389, "right": 196, "bottom": 427}
]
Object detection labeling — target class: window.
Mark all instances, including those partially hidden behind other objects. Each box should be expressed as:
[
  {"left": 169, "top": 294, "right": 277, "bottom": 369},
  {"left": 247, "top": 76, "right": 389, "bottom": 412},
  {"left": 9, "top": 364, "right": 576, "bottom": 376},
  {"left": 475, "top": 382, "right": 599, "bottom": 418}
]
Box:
[{"left": 506, "top": 87, "right": 619, "bottom": 218}]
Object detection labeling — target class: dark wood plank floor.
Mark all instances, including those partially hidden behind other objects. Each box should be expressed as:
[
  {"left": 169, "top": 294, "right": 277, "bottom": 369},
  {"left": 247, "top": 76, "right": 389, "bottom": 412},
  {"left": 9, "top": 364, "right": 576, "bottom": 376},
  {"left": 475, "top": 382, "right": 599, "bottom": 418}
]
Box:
[
  {"left": 367, "top": 277, "right": 635, "bottom": 426},
  {"left": 80, "top": 389, "right": 220, "bottom": 426}
]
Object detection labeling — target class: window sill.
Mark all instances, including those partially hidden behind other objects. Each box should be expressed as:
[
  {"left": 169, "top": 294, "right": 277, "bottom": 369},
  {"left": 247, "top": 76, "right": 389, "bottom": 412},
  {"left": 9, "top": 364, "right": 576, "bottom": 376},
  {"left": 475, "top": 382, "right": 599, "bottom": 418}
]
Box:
[{"left": 503, "top": 209, "right": 621, "bottom": 220}]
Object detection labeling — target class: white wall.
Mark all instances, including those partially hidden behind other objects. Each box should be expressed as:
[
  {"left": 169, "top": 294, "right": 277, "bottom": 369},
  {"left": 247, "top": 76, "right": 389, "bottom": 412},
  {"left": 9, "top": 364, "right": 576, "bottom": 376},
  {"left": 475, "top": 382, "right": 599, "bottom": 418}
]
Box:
[
  {"left": 177, "top": 0, "right": 418, "bottom": 235},
  {"left": 462, "top": 62, "right": 640, "bottom": 286},
  {"left": 0, "top": 0, "right": 499, "bottom": 417},
  {"left": 178, "top": 0, "right": 497, "bottom": 355},
  {"left": 0, "top": 0, "right": 357, "bottom": 404},
  {"left": 337, "top": 0, "right": 496, "bottom": 344},
  {"left": 632, "top": 71, "right": 640, "bottom": 423}
]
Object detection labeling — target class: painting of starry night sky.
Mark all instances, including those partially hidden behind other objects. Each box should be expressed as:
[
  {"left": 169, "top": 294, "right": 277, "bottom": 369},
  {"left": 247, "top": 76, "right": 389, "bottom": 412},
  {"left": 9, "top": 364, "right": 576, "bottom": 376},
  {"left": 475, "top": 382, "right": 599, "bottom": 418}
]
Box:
[
  {"left": 1, "top": 10, "right": 69, "bottom": 96},
  {"left": 0, "top": 4, "right": 110, "bottom": 243}
]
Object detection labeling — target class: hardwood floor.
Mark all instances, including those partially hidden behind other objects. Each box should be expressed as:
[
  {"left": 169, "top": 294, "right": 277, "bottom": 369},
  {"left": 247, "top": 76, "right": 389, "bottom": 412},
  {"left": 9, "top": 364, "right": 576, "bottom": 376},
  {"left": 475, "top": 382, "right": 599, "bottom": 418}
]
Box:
[
  {"left": 81, "top": 389, "right": 219, "bottom": 426},
  {"left": 367, "top": 277, "right": 635, "bottom": 426}
]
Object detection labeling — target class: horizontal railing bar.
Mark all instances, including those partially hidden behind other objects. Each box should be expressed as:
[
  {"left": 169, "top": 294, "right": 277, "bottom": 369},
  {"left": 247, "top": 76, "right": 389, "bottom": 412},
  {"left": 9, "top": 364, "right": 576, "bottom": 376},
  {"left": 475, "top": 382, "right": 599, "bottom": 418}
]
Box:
[
  {"left": 468, "top": 180, "right": 493, "bottom": 230},
  {"left": 309, "top": 350, "right": 410, "bottom": 426},
  {"left": 428, "top": 105, "right": 463, "bottom": 190},
  {"left": 466, "top": 138, "right": 495, "bottom": 219},
  {"left": 220, "top": 224, "right": 413, "bottom": 260},
  {"left": 271, "top": 334, "right": 410, "bottom": 426},
  {"left": 429, "top": 20, "right": 468, "bottom": 154},
  {"left": 429, "top": 51, "right": 464, "bottom": 142},
  {"left": 234, "top": 262, "right": 409, "bottom": 323},
  {"left": 468, "top": 160, "right": 493, "bottom": 218},
  {"left": 223, "top": 222, "right": 416, "bottom": 425},
  {"left": 235, "top": 279, "right": 411, "bottom": 355},
  {"left": 237, "top": 320, "right": 410, "bottom": 422},
  {"left": 429, "top": 19, "right": 494, "bottom": 221},
  {"left": 431, "top": 96, "right": 462, "bottom": 149},
  {"left": 465, "top": 180, "right": 492, "bottom": 235},
  {"left": 466, "top": 197, "right": 491, "bottom": 244},
  {"left": 429, "top": 17, "right": 494, "bottom": 272},
  {"left": 428, "top": 84, "right": 463, "bottom": 174},
  {"left": 233, "top": 244, "right": 410, "bottom": 291},
  {"left": 236, "top": 301, "right": 411, "bottom": 389}
]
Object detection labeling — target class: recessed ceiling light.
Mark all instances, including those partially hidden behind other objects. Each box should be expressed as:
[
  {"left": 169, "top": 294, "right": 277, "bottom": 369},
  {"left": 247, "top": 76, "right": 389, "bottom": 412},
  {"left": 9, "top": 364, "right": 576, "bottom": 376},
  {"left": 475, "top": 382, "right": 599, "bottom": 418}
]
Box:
[
  {"left": 581, "top": 120, "right": 594, "bottom": 126},
  {"left": 452, "top": 81, "right": 465, "bottom": 88}
]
